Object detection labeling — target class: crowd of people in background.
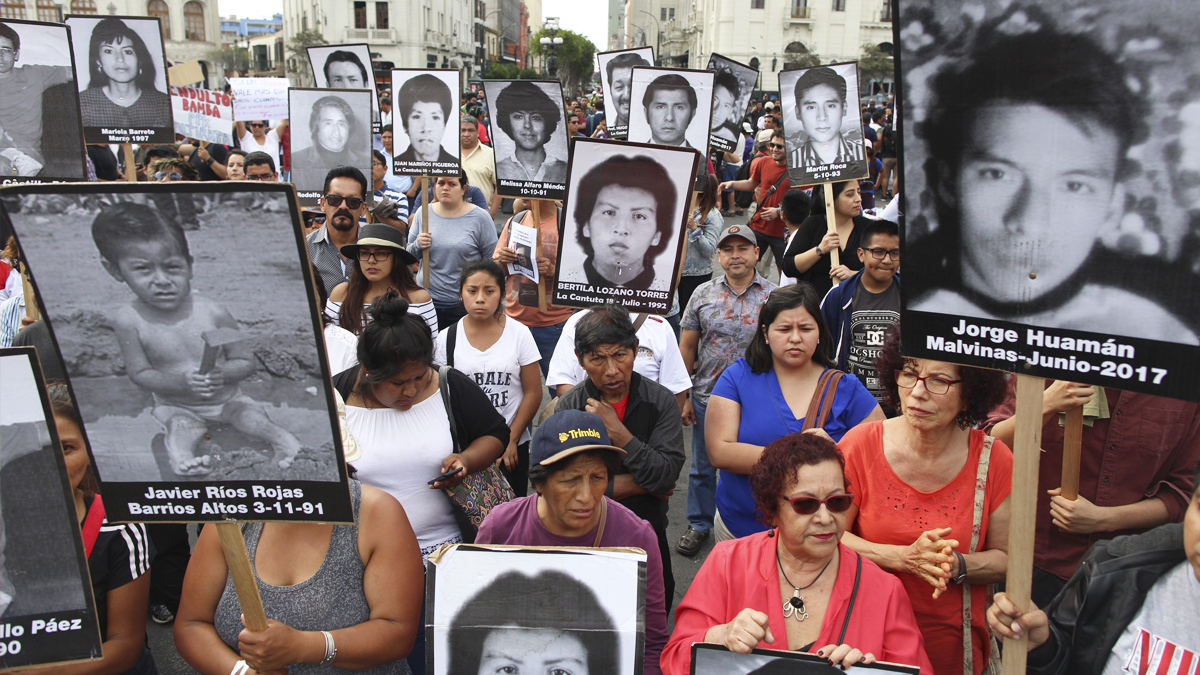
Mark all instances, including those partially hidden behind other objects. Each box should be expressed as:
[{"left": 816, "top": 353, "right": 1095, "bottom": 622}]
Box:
[{"left": 3, "top": 69, "right": 1197, "bottom": 675}]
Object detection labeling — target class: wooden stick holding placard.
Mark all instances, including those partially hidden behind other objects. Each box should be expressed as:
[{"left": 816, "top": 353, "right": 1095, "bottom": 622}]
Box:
[
  {"left": 822, "top": 183, "right": 840, "bottom": 287},
  {"left": 123, "top": 144, "right": 137, "bottom": 183},
  {"left": 531, "top": 200, "right": 547, "bottom": 311},
  {"left": 1061, "top": 406, "right": 1084, "bottom": 500},
  {"left": 21, "top": 263, "right": 38, "bottom": 321},
  {"left": 421, "top": 175, "right": 430, "bottom": 288},
  {"left": 215, "top": 523, "right": 269, "bottom": 631},
  {"left": 1001, "top": 374, "right": 1045, "bottom": 675}
]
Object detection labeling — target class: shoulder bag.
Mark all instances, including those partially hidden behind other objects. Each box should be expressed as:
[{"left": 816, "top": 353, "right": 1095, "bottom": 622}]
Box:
[
  {"left": 800, "top": 369, "right": 845, "bottom": 432},
  {"left": 962, "top": 435, "right": 1003, "bottom": 675}
]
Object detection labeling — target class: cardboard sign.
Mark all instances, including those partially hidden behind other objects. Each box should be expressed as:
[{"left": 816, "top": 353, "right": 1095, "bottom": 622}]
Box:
[
  {"left": 288, "top": 87, "right": 373, "bottom": 204},
  {"left": 896, "top": 0, "right": 1200, "bottom": 401},
  {"left": 596, "top": 47, "right": 654, "bottom": 140},
  {"left": 307, "top": 44, "right": 381, "bottom": 133},
  {"left": 64, "top": 16, "right": 174, "bottom": 145},
  {"left": 170, "top": 85, "right": 233, "bottom": 145},
  {"left": 0, "top": 19, "right": 88, "bottom": 182},
  {"left": 483, "top": 80, "right": 569, "bottom": 201},
  {"left": 427, "top": 546, "right": 647, "bottom": 675},
  {"left": 690, "top": 645, "right": 919, "bottom": 675},
  {"left": 229, "top": 77, "right": 290, "bottom": 121},
  {"left": 2, "top": 182, "right": 354, "bottom": 523},
  {"left": 706, "top": 53, "right": 759, "bottom": 154},
  {"left": 167, "top": 59, "right": 205, "bottom": 87},
  {"left": 778, "top": 62, "right": 869, "bottom": 186},
  {"left": 551, "top": 137, "right": 700, "bottom": 315},
  {"left": 390, "top": 69, "right": 462, "bottom": 177},
  {"left": 0, "top": 349, "right": 103, "bottom": 669}
]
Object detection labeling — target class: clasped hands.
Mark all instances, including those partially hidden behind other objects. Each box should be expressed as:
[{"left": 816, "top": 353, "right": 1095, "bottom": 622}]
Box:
[{"left": 904, "top": 528, "right": 960, "bottom": 599}]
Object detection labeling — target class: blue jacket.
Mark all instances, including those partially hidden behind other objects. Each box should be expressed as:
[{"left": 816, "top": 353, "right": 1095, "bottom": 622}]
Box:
[{"left": 819, "top": 269, "right": 900, "bottom": 372}]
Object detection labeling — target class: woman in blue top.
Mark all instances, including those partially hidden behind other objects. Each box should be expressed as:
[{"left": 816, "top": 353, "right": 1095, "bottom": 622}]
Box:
[{"left": 706, "top": 284, "right": 883, "bottom": 539}]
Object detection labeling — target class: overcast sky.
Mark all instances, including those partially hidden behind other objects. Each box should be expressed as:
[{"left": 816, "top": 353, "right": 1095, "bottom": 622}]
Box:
[{"left": 218, "top": 0, "right": 608, "bottom": 61}]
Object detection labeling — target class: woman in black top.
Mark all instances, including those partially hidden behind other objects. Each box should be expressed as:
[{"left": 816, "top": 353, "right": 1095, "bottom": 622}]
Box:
[
  {"left": 781, "top": 180, "right": 869, "bottom": 299},
  {"left": 48, "top": 383, "right": 158, "bottom": 675}
]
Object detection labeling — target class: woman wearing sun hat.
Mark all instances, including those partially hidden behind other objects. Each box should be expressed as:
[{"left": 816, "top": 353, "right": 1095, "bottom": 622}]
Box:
[
  {"left": 327, "top": 222, "right": 438, "bottom": 337},
  {"left": 475, "top": 409, "right": 668, "bottom": 675}
]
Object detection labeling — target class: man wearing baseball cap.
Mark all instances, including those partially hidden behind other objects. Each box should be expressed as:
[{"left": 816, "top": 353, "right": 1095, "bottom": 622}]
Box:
[
  {"left": 675, "top": 225, "right": 776, "bottom": 556},
  {"left": 475, "top": 409, "right": 668, "bottom": 675}
]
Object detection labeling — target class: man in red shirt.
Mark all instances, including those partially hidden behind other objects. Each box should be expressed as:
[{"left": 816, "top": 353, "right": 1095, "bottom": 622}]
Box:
[{"left": 718, "top": 128, "right": 790, "bottom": 270}]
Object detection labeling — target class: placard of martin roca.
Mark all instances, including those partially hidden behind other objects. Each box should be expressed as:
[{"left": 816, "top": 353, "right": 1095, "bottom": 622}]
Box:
[{"left": 896, "top": 0, "right": 1200, "bottom": 402}]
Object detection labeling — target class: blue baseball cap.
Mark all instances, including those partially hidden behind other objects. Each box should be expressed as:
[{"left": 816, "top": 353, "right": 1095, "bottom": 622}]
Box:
[{"left": 532, "top": 410, "right": 626, "bottom": 466}]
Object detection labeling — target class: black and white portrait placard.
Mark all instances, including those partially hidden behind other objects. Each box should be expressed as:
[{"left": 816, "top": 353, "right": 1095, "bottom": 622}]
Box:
[
  {"left": 483, "top": 79, "right": 569, "bottom": 200},
  {"left": 306, "top": 44, "right": 381, "bottom": 133},
  {"left": 0, "top": 19, "right": 88, "bottom": 182},
  {"left": 706, "top": 54, "right": 759, "bottom": 154},
  {"left": 288, "top": 87, "right": 373, "bottom": 204},
  {"left": 690, "top": 645, "right": 919, "bottom": 675},
  {"left": 596, "top": 47, "right": 653, "bottom": 140},
  {"left": 898, "top": 0, "right": 1200, "bottom": 401},
  {"left": 0, "top": 348, "right": 102, "bottom": 669},
  {"left": 778, "top": 62, "right": 867, "bottom": 186},
  {"left": 627, "top": 67, "right": 715, "bottom": 155},
  {"left": 2, "top": 182, "right": 354, "bottom": 522},
  {"left": 427, "top": 546, "right": 647, "bottom": 675},
  {"left": 552, "top": 138, "right": 699, "bottom": 315},
  {"left": 390, "top": 69, "right": 461, "bottom": 177},
  {"left": 64, "top": 16, "right": 173, "bottom": 144}
]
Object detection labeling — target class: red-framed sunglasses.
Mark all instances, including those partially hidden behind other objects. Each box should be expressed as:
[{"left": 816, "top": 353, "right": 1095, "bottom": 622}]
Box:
[{"left": 778, "top": 493, "right": 855, "bottom": 515}]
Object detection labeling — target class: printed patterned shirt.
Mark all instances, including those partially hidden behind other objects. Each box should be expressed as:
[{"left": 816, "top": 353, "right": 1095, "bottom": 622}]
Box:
[{"left": 680, "top": 272, "right": 776, "bottom": 403}]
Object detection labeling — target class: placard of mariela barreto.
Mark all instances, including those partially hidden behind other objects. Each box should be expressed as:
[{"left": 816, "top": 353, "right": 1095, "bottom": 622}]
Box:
[{"left": 1, "top": 181, "right": 354, "bottom": 523}]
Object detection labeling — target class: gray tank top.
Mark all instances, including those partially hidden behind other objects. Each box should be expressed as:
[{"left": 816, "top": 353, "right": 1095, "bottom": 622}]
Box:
[{"left": 213, "top": 480, "right": 409, "bottom": 675}]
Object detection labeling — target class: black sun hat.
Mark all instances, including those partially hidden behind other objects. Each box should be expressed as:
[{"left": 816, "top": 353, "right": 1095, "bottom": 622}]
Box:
[{"left": 340, "top": 223, "right": 418, "bottom": 266}]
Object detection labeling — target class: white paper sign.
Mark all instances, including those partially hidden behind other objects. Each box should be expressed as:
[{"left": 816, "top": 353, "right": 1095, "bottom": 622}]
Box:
[
  {"left": 229, "top": 77, "right": 290, "bottom": 121},
  {"left": 171, "top": 85, "right": 234, "bottom": 145},
  {"left": 507, "top": 223, "right": 539, "bottom": 283}
]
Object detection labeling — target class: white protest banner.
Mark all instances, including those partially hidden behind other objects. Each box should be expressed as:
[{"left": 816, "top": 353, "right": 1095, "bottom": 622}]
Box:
[
  {"left": 229, "top": 77, "right": 290, "bottom": 121},
  {"left": 171, "top": 85, "right": 234, "bottom": 145}
]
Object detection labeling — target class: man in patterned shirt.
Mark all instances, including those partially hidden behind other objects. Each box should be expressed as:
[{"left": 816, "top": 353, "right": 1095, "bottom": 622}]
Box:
[{"left": 675, "top": 224, "right": 776, "bottom": 556}]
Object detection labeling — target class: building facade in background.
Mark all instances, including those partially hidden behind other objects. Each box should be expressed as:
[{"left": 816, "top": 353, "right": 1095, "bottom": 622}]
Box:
[{"left": 220, "top": 12, "right": 282, "bottom": 46}]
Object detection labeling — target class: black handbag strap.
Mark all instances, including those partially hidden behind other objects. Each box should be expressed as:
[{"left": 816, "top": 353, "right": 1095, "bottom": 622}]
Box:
[
  {"left": 445, "top": 320, "right": 460, "bottom": 368},
  {"left": 836, "top": 553, "right": 862, "bottom": 645},
  {"left": 763, "top": 171, "right": 788, "bottom": 199},
  {"left": 437, "top": 365, "right": 460, "bottom": 452}
]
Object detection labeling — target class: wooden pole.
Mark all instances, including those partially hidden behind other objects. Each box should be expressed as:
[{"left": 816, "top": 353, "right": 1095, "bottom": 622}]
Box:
[
  {"left": 122, "top": 144, "right": 136, "bottom": 183},
  {"left": 1061, "top": 406, "right": 1084, "bottom": 500},
  {"left": 214, "top": 522, "right": 269, "bottom": 631},
  {"left": 421, "top": 175, "right": 430, "bottom": 288},
  {"left": 1002, "top": 374, "right": 1045, "bottom": 675},
  {"left": 822, "top": 183, "right": 839, "bottom": 287},
  {"left": 20, "top": 264, "right": 38, "bottom": 321},
  {"left": 531, "top": 200, "right": 547, "bottom": 312}
]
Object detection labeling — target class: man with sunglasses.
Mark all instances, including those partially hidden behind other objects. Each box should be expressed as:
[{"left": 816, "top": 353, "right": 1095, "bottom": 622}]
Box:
[
  {"left": 819, "top": 219, "right": 900, "bottom": 408},
  {"left": 718, "top": 128, "right": 792, "bottom": 272},
  {"left": 235, "top": 119, "right": 286, "bottom": 174},
  {"left": 306, "top": 166, "right": 370, "bottom": 288},
  {"left": 242, "top": 151, "right": 278, "bottom": 181}
]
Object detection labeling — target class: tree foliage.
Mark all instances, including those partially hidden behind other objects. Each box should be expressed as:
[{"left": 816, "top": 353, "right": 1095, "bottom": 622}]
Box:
[
  {"left": 286, "top": 30, "right": 328, "bottom": 82},
  {"left": 207, "top": 46, "right": 250, "bottom": 74},
  {"left": 484, "top": 63, "right": 520, "bottom": 79},
  {"left": 530, "top": 29, "right": 597, "bottom": 96},
  {"left": 857, "top": 43, "right": 894, "bottom": 92}
]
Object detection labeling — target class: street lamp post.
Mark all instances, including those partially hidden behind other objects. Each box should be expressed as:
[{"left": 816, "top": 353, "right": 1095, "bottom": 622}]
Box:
[{"left": 638, "top": 9, "right": 660, "bottom": 64}]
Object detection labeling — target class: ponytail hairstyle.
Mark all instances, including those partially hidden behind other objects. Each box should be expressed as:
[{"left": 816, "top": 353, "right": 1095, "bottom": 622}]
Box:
[
  {"left": 46, "top": 382, "right": 101, "bottom": 497},
  {"left": 356, "top": 290, "right": 434, "bottom": 389}
]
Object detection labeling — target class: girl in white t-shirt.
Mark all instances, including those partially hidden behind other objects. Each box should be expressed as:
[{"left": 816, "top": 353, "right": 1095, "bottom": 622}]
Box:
[{"left": 434, "top": 259, "right": 542, "bottom": 496}]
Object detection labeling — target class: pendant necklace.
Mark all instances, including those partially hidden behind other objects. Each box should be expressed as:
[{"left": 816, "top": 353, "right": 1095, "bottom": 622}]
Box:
[{"left": 776, "top": 545, "right": 832, "bottom": 622}]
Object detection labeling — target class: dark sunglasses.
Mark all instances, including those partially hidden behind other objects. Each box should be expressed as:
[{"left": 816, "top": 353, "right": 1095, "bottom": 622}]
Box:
[
  {"left": 154, "top": 171, "right": 184, "bottom": 181},
  {"left": 778, "top": 493, "right": 855, "bottom": 515},
  {"left": 250, "top": 123, "right": 266, "bottom": 128},
  {"left": 323, "top": 194, "right": 364, "bottom": 209}
]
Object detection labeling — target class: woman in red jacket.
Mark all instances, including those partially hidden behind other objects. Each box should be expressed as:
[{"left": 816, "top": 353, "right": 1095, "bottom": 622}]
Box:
[{"left": 663, "top": 432, "right": 932, "bottom": 675}]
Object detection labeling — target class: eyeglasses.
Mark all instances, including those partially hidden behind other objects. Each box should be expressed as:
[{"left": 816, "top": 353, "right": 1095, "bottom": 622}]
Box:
[
  {"left": 244, "top": 172, "right": 275, "bottom": 181},
  {"left": 154, "top": 171, "right": 184, "bottom": 181},
  {"left": 323, "top": 194, "right": 364, "bottom": 209},
  {"left": 778, "top": 493, "right": 855, "bottom": 515},
  {"left": 372, "top": 162, "right": 385, "bottom": 168},
  {"left": 864, "top": 247, "right": 900, "bottom": 261},
  {"left": 357, "top": 249, "right": 392, "bottom": 262},
  {"left": 894, "top": 371, "right": 962, "bottom": 395}
]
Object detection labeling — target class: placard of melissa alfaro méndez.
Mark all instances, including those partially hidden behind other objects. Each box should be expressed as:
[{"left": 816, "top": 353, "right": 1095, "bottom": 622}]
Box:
[
  {"left": 1, "top": 182, "right": 354, "bottom": 522},
  {"left": 0, "top": 348, "right": 103, "bottom": 670},
  {"left": 896, "top": 0, "right": 1200, "bottom": 402}
]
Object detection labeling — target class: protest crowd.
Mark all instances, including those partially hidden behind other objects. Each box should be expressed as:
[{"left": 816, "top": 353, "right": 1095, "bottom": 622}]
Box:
[{"left": 1, "top": 8, "right": 1198, "bottom": 675}]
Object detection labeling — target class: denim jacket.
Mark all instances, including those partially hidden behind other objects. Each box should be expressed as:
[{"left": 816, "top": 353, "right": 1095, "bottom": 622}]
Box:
[{"left": 681, "top": 208, "right": 723, "bottom": 277}]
